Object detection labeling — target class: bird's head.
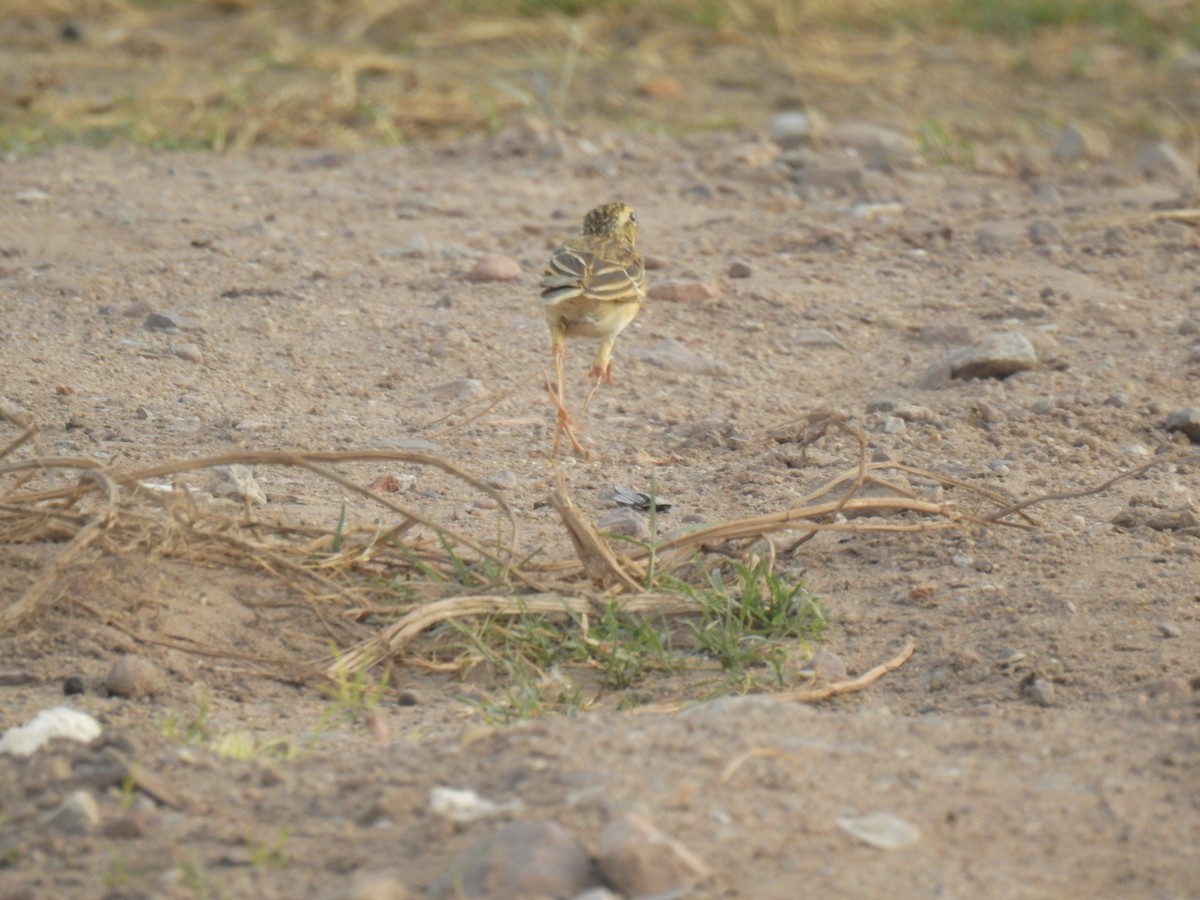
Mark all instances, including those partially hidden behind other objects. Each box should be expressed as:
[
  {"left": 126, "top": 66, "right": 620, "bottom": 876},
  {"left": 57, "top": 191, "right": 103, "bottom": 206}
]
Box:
[{"left": 582, "top": 202, "right": 638, "bottom": 244}]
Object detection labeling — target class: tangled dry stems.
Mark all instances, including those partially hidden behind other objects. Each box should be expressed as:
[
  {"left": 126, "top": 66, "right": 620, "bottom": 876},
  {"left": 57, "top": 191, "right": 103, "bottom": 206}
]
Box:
[{"left": 0, "top": 407, "right": 1185, "bottom": 693}]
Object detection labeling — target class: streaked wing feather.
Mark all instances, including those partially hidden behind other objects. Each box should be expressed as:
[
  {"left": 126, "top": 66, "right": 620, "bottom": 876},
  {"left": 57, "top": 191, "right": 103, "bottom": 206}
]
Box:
[
  {"left": 541, "top": 239, "right": 645, "bottom": 306},
  {"left": 585, "top": 261, "right": 642, "bottom": 302}
]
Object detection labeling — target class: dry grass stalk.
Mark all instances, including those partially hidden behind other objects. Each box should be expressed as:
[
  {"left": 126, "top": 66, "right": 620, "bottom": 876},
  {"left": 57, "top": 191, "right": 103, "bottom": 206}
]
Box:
[
  {"left": 0, "top": 443, "right": 525, "bottom": 638},
  {"left": 3, "top": 401, "right": 1190, "bottom": 683},
  {"left": 326, "top": 590, "right": 698, "bottom": 677},
  {"left": 549, "top": 470, "right": 643, "bottom": 593},
  {"left": 773, "top": 639, "right": 915, "bottom": 702}
]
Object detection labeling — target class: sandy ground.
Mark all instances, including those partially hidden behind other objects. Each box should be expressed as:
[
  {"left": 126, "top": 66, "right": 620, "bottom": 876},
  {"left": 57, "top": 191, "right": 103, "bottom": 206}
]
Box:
[{"left": 1, "top": 123, "right": 1199, "bottom": 898}]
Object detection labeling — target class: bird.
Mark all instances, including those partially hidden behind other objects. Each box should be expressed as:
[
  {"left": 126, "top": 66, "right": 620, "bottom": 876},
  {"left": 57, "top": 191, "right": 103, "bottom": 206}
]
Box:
[{"left": 540, "top": 202, "right": 646, "bottom": 457}]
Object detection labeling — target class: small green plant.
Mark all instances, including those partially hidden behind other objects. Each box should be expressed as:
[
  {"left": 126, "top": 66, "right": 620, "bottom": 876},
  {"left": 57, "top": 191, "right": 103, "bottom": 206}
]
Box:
[
  {"left": 210, "top": 732, "right": 296, "bottom": 763},
  {"left": 686, "top": 557, "right": 826, "bottom": 684},
  {"left": 161, "top": 690, "right": 214, "bottom": 743},
  {"left": 245, "top": 828, "right": 291, "bottom": 870},
  {"left": 917, "top": 120, "right": 976, "bottom": 168},
  {"left": 330, "top": 501, "right": 347, "bottom": 553},
  {"left": 311, "top": 650, "right": 391, "bottom": 743},
  {"left": 102, "top": 852, "right": 134, "bottom": 890},
  {"left": 161, "top": 690, "right": 296, "bottom": 763},
  {"left": 177, "top": 858, "right": 223, "bottom": 899},
  {"left": 117, "top": 773, "right": 138, "bottom": 812}
]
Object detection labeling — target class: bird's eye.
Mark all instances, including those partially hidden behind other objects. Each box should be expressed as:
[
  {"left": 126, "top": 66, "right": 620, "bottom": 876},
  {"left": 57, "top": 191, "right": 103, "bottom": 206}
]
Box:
[{"left": 629, "top": 212, "right": 638, "bottom": 224}]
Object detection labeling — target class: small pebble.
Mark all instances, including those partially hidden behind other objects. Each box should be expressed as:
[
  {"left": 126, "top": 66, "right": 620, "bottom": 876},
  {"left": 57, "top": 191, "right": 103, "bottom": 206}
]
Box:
[
  {"left": 62, "top": 676, "right": 86, "bottom": 695},
  {"left": 172, "top": 343, "right": 204, "bottom": 364},
  {"left": 596, "top": 813, "right": 709, "bottom": 897},
  {"left": 836, "top": 812, "right": 920, "bottom": 850},
  {"left": 432, "top": 820, "right": 594, "bottom": 898},
  {"left": 346, "top": 871, "right": 412, "bottom": 900},
  {"left": 596, "top": 508, "right": 650, "bottom": 541},
  {"left": 1027, "top": 221, "right": 1062, "bottom": 245},
  {"left": 728, "top": 260, "right": 754, "bottom": 278},
  {"left": 43, "top": 790, "right": 100, "bottom": 835},
  {"left": 768, "top": 110, "right": 813, "bottom": 148},
  {"left": 105, "top": 655, "right": 164, "bottom": 699},
  {"left": 208, "top": 464, "right": 267, "bottom": 505},
  {"left": 1164, "top": 407, "right": 1200, "bottom": 442},
  {"left": 1022, "top": 676, "right": 1055, "bottom": 707},
  {"left": 485, "top": 471, "right": 517, "bottom": 490},
  {"left": 102, "top": 812, "right": 151, "bottom": 840},
  {"left": 802, "top": 649, "right": 848, "bottom": 680},
  {"left": 1054, "top": 122, "right": 1107, "bottom": 163},
  {"left": 430, "top": 378, "right": 486, "bottom": 402},
  {"left": 631, "top": 338, "right": 728, "bottom": 376},
  {"left": 1156, "top": 620, "right": 1182, "bottom": 639},
  {"left": 1134, "top": 141, "right": 1192, "bottom": 179},
  {"left": 466, "top": 254, "right": 522, "bottom": 283}
]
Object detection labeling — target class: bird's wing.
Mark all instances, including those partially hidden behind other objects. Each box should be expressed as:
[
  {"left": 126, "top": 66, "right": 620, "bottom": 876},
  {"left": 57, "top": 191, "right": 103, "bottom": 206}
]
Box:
[{"left": 542, "top": 242, "right": 645, "bottom": 307}]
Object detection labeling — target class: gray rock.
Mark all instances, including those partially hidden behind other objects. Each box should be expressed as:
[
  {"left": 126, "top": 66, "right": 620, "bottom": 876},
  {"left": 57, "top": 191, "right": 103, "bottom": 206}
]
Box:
[
  {"left": 949, "top": 332, "right": 1038, "bottom": 381},
  {"left": 595, "top": 813, "right": 709, "bottom": 898},
  {"left": 1165, "top": 407, "right": 1200, "bottom": 442},
  {"left": 596, "top": 508, "right": 650, "bottom": 541},
  {"left": 432, "top": 820, "right": 596, "bottom": 899},
  {"left": 631, "top": 339, "right": 728, "bottom": 376},
  {"left": 836, "top": 812, "right": 920, "bottom": 850},
  {"left": 1134, "top": 141, "right": 1193, "bottom": 179},
  {"left": 975, "top": 223, "right": 1026, "bottom": 253},
  {"left": 1156, "top": 620, "right": 1182, "bottom": 639},
  {"left": 647, "top": 280, "right": 719, "bottom": 302},
  {"left": 1027, "top": 220, "right": 1063, "bottom": 246},
  {"left": 1022, "top": 676, "right": 1056, "bottom": 707},
  {"left": 106, "top": 655, "right": 164, "bottom": 699},
  {"left": 208, "top": 464, "right": 267, "bottom": 505},
  {"left": 467, "top": 254, "right": 522, "bottom": 283},
  {"left": 145, "top": 310, "right": 204, "bottom": 332},
  {"left": 881, "top": 416, "right": 906, "bottom": 434},
  {"left": 485, "top": 471, "right": 517, "bottom": 490},
  {"left": 801, "top": 649, "right": 848, "bottom": 680},
  {"left": 344, "top": 871, "right": 412, "bottom": 900},
  {"left": 43, "top": 789, "right": 100, "bottom": 835},
  {"left": 1054, "top": 123, "right": 1107, "bottom": 163},
  {"left": 827, "top": 121, "right": 918, "bottom": 166},
  {"left": 430, "top": 378, "right": 486, "bottom": 402},
  {"left": 172, "top": 343, "right": 204, "bottom": 364},
  {"left": 727, "top": 260, "right": 754, "bottom": 278},
  {"left": 145, "top": 313, "right": 177, "bottom": 331},
  {"left": 768, "top": 110, "right": 814, "bottom": 148}
]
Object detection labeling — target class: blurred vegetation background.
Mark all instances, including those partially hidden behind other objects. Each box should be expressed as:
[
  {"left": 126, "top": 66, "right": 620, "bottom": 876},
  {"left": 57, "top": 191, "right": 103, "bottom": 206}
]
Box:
[{"left": 1, "top": 0, "right": 1198, "bottom": 159}]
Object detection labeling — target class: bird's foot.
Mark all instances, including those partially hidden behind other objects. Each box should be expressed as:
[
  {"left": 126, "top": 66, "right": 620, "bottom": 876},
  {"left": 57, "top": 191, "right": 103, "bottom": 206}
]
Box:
[{"left": 544, "top": 367, "right": 589, "bottom": 459}]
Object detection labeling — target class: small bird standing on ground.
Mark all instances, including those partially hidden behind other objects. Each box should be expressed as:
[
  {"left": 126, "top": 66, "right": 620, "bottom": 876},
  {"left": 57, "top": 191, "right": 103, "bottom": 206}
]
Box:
[{"left": 540, "top": 202, "right": 646, "bottom": 457}]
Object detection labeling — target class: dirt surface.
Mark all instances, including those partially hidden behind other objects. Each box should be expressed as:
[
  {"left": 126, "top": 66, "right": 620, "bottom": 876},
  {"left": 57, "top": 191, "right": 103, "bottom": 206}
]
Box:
[{"left": 2, "top": 105, "right": 1200, "bottom": 900}]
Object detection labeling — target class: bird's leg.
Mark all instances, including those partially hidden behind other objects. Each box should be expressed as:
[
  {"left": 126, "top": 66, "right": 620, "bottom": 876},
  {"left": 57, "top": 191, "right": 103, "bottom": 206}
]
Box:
[
  {"left": 583, "top": 338, "right": 616, "bottom": 411},
  {"left": 548, "top": 342, "right": 588, "bottom": 458},
  {"left": 583, "top": 362, "right": 611, "bottom": 411}
]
